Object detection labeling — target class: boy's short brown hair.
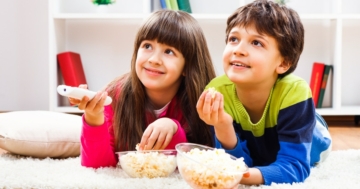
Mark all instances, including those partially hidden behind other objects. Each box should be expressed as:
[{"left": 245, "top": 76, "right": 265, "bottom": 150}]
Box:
[{"left": 226, "top": 0, "right": 304, "bottom": 78}]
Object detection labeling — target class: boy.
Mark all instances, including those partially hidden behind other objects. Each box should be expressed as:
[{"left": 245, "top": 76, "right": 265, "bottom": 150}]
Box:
[{"left": 196, "top": 0, "right": 332, "bottom": 185}]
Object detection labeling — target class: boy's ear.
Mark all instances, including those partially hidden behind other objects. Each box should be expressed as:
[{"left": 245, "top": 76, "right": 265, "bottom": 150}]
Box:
[{"left": 276, "top": 61, "right": 290, "bottom": 74}]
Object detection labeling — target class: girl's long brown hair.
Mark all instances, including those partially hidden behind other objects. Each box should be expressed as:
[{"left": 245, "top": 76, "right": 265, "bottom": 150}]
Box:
[{"left": 106, "top": 10, "right": 216, "bottom": 152}]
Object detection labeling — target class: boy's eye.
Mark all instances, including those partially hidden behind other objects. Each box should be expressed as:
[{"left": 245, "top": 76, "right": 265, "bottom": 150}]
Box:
[
  {"left": 252, "top": 40, "right": 263, "bottom": 47},
  {"left": 228, "top": 37, "right": 238, "bottom": 43},
  {"left": 165, "top": 49, "right": 174, "bottom": 55}
]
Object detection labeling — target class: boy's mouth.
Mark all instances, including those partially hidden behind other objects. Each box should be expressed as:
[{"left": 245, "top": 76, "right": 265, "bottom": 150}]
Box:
[{"left": 230, "top": 62, "right": 251, "bottom": 68}]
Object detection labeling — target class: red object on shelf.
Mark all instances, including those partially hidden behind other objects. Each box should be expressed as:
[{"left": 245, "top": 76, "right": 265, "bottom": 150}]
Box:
[
  {"left": 57, "top": 51, "right": 87, "bottom": 88},
  {"left": 309, "top": 62, "right": 325, "bottom": 107}
]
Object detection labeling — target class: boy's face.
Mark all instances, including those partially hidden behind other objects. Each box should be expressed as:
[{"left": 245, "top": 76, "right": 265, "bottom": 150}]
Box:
[{"left": 222, "top": 24, "right": 289, "bottom": 86}]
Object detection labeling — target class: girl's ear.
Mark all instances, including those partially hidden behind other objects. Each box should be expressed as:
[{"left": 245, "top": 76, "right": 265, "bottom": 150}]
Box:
[
  {"left": 276, "top": 60, "right": 290, "bottom": 74},
  {"left": 182, "top": 72, "right": 186, "bottom": 76}
]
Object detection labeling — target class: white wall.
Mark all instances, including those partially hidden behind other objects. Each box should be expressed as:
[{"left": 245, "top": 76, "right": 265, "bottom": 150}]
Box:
[{"left": 0, "top": 0, "right": 49, "bottom": 111}]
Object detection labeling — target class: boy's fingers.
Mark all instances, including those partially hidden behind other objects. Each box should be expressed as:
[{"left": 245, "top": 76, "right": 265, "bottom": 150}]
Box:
[
  {"left": 243, "top": 172, "right": 250, "bottom": 178},
  {"left": 196, "top": 91, "right": 206, "bottom": 111},
  {"left": 203, "top": 92, "right": 213, "bottom": 115}
]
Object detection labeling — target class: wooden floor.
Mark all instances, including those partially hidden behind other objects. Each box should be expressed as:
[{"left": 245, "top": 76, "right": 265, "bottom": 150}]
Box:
[
  {"left": 324, "top": 115, "right": 360, "bottom": 151},
  {"left": 0, "top": 116, "right": 360, "bottom": 154}
]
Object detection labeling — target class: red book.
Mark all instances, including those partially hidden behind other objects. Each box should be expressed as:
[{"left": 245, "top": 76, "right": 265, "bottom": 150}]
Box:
[
  {"left": 309, "top": 62, "right": 325, "bottom": 107},
  {"left": 57, "top": 52, "right": 87, "bottom": 88},
  {"left": 317, "top": 65, "right": 333, "bottom": 108}
]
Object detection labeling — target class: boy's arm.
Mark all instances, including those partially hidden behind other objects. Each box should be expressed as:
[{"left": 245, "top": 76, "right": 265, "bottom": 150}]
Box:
[
  {"left": 214, "top": 130, "right": 253, "bottom": 167},
  {"left": 81, "top": 105, "right": 117, "bottom": 168},
  {"left": 257, "top": 98, "right": 315, "bottom": 185}
]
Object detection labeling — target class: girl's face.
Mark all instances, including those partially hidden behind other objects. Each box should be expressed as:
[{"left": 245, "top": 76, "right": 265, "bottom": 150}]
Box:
[
  {"left": 222, "top": 24, "right": 288, "bottom": 87},
  {"left": 135, "top": 40, "right": 185, "bottom": 93}
]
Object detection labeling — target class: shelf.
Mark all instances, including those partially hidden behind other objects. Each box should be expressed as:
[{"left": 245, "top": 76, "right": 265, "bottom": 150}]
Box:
[
  {"left": 48, "top": 0, "right": 360, "bottom": 116},
  {"left": 299, "top": 14, "right": 338, "bottom": 20},
  {"left": 317, "top": 106, "right": 360, "bottom": 115},
  {"left": 54, "top": 107, "right": 84, "bottom": 114},
  {"left": 53, "top": 13, "right": 146, "bottom": 20},
  {"left": 341, "top": 14, "right": 360, "bottom": 19},
  {"left": 52, "top": 13, "right": 346, "bottom": 21}
]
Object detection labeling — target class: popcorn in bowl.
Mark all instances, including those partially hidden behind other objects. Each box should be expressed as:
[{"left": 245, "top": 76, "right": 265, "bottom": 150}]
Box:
[
  {"left": 117, "top": 149, "right": 177, "bottom": 178},
  {"left": 176, "top": 143, "right": 249, "bottom": 189}
]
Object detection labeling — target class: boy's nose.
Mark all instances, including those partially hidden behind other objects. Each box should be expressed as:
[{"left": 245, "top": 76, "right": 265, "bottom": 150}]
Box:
[{"left": 233, "top": 42, "right": 248, "bottom": 57}]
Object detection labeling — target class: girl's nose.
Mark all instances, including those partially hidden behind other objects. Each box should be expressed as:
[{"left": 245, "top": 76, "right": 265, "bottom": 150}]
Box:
[{"left": 148, "top": 52, "right": 162, "bottom": 65}]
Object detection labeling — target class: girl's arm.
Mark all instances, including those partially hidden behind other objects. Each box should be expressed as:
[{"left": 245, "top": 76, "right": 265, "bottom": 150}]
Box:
[
  {"left": 165, "top": 119, "right": 187, "bottom": 149},
  {"left": 139, "top": 117, "right": 187, "bottom": 150},
  {"left": 80, "top": 105, "right": 117, "bottom": 168}
]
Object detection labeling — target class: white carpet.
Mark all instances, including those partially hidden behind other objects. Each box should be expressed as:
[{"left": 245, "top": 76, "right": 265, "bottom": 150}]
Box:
[{"left": 1, "top": 150, "right": 360, "bottom": 189}]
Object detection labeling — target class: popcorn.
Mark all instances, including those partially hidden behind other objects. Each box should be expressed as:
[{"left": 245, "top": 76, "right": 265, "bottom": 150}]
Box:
[
  {"left": 177, "top": 148, "right": 247, "bottom": 189},
  {"left": 119, "top": 151, "right": 177, "bottom": 178},
  {"left": 208, "top": 87, "right": 217, "bottom": 99}
]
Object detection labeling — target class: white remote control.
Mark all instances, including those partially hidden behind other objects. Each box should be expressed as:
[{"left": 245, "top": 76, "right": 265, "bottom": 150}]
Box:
[{"left": 57, "top": 85, "right": 112, "bottom": 106}]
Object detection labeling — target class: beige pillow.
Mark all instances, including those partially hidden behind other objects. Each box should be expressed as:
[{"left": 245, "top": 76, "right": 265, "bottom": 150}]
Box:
[{"left": 0, "top": 111, "right": 82, "bottom": 158}]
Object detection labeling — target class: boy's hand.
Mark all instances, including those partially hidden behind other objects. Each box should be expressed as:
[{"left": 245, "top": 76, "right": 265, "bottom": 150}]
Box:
[
  {"left": 138, "top": 118, "right": 177, "bottom": 150},
  {"left": 196, "top": 90, "right": 233, "bottom": 128},
  {"left": 69, "top": 84, "right": 107, "bottom": 126}
]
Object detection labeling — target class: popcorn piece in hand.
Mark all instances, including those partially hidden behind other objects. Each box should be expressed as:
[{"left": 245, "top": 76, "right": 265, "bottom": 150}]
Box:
[
  {"left": 135, "top": 143, "right": 140, "bottom": 151},
  {"left": 208, "top": 87, "right": 217, "bottom": 99}
]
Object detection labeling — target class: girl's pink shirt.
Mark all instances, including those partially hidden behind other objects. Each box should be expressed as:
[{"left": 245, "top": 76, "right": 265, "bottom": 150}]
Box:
[{"left": 80, "top": 100, "right": 188, "bottom": 168}]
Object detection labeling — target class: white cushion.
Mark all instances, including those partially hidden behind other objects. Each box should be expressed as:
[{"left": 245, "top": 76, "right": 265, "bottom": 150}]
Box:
[{"left": 0, "top": 111, "right": 81, "bottom": 158}]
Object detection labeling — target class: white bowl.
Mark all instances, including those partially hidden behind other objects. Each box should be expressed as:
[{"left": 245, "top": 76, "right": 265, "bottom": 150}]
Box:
[
  {"left": 116, "top": 150, "right": 177, "bottom": 178},
  {"left": 176, "top": 143, "right": 249, "bottom": 189}
]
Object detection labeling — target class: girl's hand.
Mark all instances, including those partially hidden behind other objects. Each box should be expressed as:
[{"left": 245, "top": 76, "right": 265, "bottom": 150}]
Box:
[
  {"left": 68, "top": 84, "right": 108, "bottom": 126},
  {"left": 138, "top": 118, "right": 177, "bottom": 150},
  {"left": 196, "top": 90, "right": 233, "bottom": 128}
]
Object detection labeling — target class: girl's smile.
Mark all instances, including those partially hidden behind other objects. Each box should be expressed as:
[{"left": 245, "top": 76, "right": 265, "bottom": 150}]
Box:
[{"left": 144, "top": 67, "right": 165, "bottom": 76}]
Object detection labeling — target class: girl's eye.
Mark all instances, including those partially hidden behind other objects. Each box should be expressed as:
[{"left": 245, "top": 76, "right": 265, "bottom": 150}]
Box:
[
  {"left": 252, "top": 40, "right": 263, "bottom": 47},
  {"left": 165, "top": 49, "right": 174, "bottom": 55},
  {"left": 144, "top": 43, "right": 152, "bottom": 49}
]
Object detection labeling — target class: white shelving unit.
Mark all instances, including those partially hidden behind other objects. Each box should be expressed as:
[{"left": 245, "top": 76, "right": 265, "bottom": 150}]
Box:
[{"left": 49, "top": 0, "right": 360, "bottom": 115}]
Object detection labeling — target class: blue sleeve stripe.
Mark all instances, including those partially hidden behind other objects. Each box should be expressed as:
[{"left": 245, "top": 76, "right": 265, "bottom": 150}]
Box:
[
  {"left": 277, "top": 98, "right": 315, "bottom": 143},
  {"left": 257, "top": 141, "right": 311, "bottom": 185},
  {"left": 233, "top": 123, "right": 279, "bottom": 165}
]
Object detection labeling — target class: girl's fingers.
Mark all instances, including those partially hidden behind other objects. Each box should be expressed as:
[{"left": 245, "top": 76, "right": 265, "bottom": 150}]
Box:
[
  {"left": 79, "top": 84, "right": 88, "bottom": 89},
  {"left": 86, "top": 92, "right": 101, "bottom": 110},
  {"left": 92, "top": 92, "right": 107, "bottom": 112},
  {"left": 77, "top": 96, "right": 89, "bottom": 110},
  {"left": 68, "top": 97, "right": 80, "bottom": 105},
  {"left": 144, "top": 129, "right": 159, "bottom": 150},
  {"left": 152, "top": 132, "right": 166, "bottom": 150},
  {"left": 160, "top": 133, "right": 172, "bottom": 150},
  {"left": 139, "top": 127, "right": 153, "bottom": 150}
]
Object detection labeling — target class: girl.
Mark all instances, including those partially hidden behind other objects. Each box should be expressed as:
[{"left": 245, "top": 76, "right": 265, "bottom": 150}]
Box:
[{"left": 69, "top": 10, "right": 216, "bottom": 168}]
